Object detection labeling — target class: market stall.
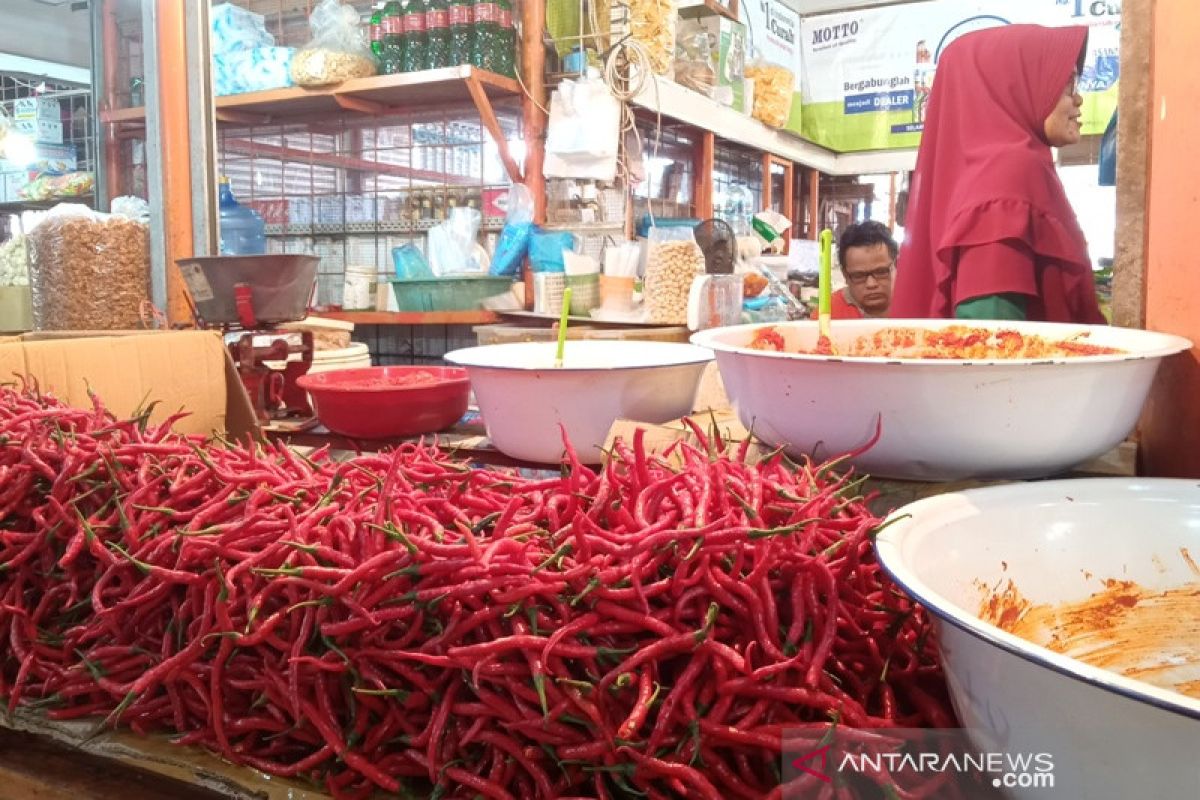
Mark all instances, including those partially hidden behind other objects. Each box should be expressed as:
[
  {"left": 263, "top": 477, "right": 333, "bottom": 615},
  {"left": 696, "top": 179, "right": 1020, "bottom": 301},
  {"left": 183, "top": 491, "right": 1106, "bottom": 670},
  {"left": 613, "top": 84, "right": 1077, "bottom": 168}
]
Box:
[{"left": 2, "top": 0, "right": 1200, "bottom": 798}]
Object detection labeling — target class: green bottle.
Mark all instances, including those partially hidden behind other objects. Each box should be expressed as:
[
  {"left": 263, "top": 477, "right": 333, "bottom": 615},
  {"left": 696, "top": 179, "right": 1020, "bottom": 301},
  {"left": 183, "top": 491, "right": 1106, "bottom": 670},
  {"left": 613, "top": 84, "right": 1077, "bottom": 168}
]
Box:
[
  {"left": 403, "top": 0, "right": 428, "bottom": 73},
  {"left": 448, "top": 0, "right": 473, "bottom": 66},
  {"left": 380, "top": 0, "right": 404, "bottom": 74},
  {"left": 495, "top": 0, "right": 514, "bottom": 77},
  {"left": 369, "top": 2, "right": 384, "bottom": 59},
  {"left": 425, "top": 0, "right": 451, "bottom": 69},
  {"left": 470, "top": 0, "right": 498, "bottom": 72}
]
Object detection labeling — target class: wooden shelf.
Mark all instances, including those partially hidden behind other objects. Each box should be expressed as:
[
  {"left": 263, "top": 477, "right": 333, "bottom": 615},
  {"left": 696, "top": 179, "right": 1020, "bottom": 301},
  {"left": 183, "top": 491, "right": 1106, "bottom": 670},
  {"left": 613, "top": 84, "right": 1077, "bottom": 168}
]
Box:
[
  {"left": 314, "top": 310, "right": 499, "bottom": 325},
  {"left": 102, "top": 66, "right": 517, "bottom": 126},
  {"left": 98, "top": 66, "right": 525, "bottom": 182}
]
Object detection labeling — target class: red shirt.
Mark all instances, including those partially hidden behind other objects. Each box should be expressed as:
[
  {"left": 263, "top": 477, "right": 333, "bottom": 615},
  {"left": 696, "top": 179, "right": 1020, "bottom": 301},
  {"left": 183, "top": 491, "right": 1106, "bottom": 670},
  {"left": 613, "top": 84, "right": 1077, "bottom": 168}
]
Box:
[{"left": 810, "top": 289, "right": 866, "bottom": 320}]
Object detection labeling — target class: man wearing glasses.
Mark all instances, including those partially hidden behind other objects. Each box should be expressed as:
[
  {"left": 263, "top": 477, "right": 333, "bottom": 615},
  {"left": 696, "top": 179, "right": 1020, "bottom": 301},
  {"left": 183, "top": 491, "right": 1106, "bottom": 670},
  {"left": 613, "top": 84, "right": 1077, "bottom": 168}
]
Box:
[{"left": 814, "top": 221, "right": 897, "bottom": 319}]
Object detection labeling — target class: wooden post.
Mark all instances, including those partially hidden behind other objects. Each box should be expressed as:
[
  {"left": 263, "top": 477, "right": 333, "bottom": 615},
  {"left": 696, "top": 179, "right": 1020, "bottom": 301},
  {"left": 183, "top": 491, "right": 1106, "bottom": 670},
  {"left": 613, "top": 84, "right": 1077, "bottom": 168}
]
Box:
[
  {"left": 522, "top": 1, "right": 547, "bottom": 223},
  {"left": 100, "top": 0, "right": 122, "bottom": 201},
  {"left": 521, "top": 0, "right": 547, "bottom": 310},
  {"left": 156, "top": 1, "right": 196, "bottom": 326},
  {"left": 693, "top": 131, "right": 714, "bottom": 219}
]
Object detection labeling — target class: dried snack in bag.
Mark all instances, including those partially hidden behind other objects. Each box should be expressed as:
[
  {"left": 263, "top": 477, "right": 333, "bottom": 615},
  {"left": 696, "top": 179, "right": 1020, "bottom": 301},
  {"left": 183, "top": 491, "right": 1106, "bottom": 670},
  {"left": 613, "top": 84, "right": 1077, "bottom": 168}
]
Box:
[
  {"left": 745, "top": 58, "right": 794, "bottom": 128},
  {"left": 290, "top": 0, "right": 377, "bottom": 86},
  {"left": 628, "top": 0, "right": 677, "bottom": 76},
  {"left": 644, "top": 226, "right": 704, "bottom": 324},
  {"left": 27, "top": 204, "right": 150, "bottom": 331}
]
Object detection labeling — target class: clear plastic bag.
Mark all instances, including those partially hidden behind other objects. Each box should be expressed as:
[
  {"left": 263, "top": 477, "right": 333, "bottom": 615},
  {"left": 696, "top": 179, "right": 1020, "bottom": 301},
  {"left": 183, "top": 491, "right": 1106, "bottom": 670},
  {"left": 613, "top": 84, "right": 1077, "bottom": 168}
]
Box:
[
  {"left": 427, "top": 207, "right": 482, "bottom": 276},
  {"left": 26, "top": 204, "right": 150, "bottom": 330},
  {"left": 644, "top": 226, "right": 704, "bottom": 324},
  {"left": 744, "top": 58, "right": 794, "bottom": 128},
  {"left": 628, "top": 0, "right": 678, "bottom": 76},
  {"left": 290, "top": 0, "right": 377, "bottom": 87},
  {"left": 673, "top": 28, "right": 715, "bottom": 96}
]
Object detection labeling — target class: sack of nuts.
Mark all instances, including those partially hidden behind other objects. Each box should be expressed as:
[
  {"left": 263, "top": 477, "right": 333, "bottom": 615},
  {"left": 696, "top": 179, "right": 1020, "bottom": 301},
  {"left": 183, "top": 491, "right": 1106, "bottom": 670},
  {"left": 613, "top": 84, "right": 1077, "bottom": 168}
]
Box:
[
  {"left": 26, "top": 203, "right": 150, "bottom": 331},
  {"left": 644, "top": 227, "right": 705, "bottom": 325},
  {"left": 290, "top": 0, "right": 377, "bottom": 87}
]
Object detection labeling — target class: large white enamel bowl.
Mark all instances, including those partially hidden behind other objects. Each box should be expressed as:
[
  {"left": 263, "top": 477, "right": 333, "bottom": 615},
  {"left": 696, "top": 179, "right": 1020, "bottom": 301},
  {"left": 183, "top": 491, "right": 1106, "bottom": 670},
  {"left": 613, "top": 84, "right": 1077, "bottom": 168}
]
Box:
[
  {"left": 691, "top": 319, "right": 1191, "bottom": 480},
  {"left": 876, "top": 479, "right": 1200, "bottom": 799},
  {"left": 444, "top": 340, "right": 713, "bottom": 464}
]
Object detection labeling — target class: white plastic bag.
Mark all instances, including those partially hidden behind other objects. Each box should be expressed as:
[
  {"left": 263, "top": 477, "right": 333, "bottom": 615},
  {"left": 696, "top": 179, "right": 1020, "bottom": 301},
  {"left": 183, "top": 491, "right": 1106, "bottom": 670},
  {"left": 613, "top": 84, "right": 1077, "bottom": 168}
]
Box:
[
  {"left": 544, "top": 77, "right": 621, "bottom": 181},
  {"left": 290, "top": 0, "right": 377, "bottom": 87},
  {"left": 427, "top": 207, "right": 483, "bottom": 276}
]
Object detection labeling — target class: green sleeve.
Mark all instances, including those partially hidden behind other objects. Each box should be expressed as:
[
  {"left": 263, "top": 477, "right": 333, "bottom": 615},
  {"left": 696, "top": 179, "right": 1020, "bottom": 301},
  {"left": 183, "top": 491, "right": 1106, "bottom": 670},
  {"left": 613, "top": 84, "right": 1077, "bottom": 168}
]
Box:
[{"left": 954, "top": 293, "right": 1028, "bottom": 321}]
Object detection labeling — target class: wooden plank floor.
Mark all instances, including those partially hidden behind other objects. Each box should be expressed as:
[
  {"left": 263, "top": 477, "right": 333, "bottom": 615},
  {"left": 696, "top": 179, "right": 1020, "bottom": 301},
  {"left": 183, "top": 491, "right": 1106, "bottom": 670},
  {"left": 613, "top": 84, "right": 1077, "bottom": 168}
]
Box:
[{"left": 0, "top": 728, "right": 222, "bottom": 800}]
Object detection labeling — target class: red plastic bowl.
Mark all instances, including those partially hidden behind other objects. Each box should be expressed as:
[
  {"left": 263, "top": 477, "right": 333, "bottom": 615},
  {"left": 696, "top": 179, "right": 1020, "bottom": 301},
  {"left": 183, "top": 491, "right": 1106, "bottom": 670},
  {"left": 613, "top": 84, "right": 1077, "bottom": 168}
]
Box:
[{"left": 296, "top": 366, "right": 470, "bottom": 439}]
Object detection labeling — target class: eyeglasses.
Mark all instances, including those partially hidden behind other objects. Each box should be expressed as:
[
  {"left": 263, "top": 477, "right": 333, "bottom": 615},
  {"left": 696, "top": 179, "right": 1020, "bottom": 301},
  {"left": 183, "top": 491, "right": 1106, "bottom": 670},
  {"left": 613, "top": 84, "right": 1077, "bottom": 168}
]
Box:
[{"left": 844, "top": 263, "right": 894, "bottom": 285}]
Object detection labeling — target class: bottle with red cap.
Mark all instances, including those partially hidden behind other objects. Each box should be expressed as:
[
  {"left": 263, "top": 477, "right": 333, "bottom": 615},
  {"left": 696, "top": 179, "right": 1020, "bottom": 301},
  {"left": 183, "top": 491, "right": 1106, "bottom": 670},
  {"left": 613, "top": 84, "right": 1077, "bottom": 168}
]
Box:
[
  {"left": 380, "top": 0, "right": 404, "bottom": 74},
  {"left": 403, "top": 0, "right": 428, "bottom": 72},
  {"left": 470, "top": 0, "right": 498, "bottom": 72},
  {"left": 425, "top": 0, "right": 450, "bottom": 69},
  {"left": 448, "top": 0, "right": 472, "bottom": 66}
]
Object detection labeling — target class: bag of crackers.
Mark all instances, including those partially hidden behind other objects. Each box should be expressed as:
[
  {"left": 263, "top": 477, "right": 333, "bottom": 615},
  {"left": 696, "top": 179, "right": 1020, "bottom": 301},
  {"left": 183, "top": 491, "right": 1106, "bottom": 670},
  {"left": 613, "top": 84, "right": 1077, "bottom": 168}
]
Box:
[
  {"left": 744, "top": 57, "right": 794, "bottom": 129},
  {"left": 290, "top": 0, "right": 377, "bottom": 87}
]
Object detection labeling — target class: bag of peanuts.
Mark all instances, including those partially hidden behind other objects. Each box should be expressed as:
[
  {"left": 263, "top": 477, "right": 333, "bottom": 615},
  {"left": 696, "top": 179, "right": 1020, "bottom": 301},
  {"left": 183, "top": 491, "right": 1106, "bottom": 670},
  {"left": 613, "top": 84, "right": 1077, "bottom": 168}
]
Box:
[
  {"left": 26, "top": 203, "right": 150, "bottom": 331},
  {"left": 290, "top": 0, "right": 376, "bottom": 87},
  {"left": 644, "top": 226, "right": 705, "bottom": 325}
]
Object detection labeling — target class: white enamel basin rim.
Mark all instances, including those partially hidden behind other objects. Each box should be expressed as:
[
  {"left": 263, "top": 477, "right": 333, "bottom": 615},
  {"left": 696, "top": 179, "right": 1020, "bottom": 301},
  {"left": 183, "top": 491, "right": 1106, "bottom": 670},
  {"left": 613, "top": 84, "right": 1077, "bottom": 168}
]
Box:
[
  {"left": 691, "top": 318, "right": 1192, "bottom": 365},
  {"left": 875, "top": 478, "right": 1200, "bottom": 722}
]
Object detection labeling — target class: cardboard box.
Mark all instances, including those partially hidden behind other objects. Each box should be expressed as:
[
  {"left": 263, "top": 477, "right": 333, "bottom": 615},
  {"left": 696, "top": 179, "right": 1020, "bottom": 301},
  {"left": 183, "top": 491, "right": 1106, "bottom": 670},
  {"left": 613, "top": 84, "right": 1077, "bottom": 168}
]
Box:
[
  {"left": 13, "top": 118, "right": 64, "bottom": 145},
  {"left": 0, "top": 330, "right": 258, "bottom": 440},
  {"left": 678, "top": 15, "right": 748, "bottom": 113},
  {"left": 13, "top": 97, "right": 61, "bottom": 123},
  {"left": 0, "top": 287, "right": 32, "bottom": 333}
]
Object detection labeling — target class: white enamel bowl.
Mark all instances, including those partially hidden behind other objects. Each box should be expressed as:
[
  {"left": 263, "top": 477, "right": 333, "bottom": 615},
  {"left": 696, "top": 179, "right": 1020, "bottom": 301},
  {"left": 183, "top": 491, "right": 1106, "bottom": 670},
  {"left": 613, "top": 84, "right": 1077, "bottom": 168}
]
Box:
[
  {"left": 443, "top": 340, "right": 713, "bottom": 464},
  {"left": 875, "top": 479, "right": 1200, "bottom": 799},
  {"left": 690, "top": 319, "right": 1191, "bottom": 481}
]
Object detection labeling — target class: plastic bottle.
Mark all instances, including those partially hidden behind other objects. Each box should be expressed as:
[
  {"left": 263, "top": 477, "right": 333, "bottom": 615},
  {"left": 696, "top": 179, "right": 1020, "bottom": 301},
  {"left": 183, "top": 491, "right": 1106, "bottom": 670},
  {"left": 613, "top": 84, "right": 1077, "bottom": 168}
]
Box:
[
  {"left": 425, "top": 0, "right": 450, "bottom": 69},
  {"left": 470, "top": 0, "right": 498, "bottom": 72},
  {"left": 381, "top": 0, "right": 404, "bottom": 74},
  {"left": 369, "top": 3, "right": 384, "bottom": 60},
  {"left": 218, "top": 177, "right": 266, "bottom": 256},
  {"left": 495, "top": 0, "right": 515, "bottom": 77},
  {"left": 448, "top": 0, "right": 473, "bottom": 66},
  {"left": 403, "top": 0, "right": 428, "bottom": 72}
]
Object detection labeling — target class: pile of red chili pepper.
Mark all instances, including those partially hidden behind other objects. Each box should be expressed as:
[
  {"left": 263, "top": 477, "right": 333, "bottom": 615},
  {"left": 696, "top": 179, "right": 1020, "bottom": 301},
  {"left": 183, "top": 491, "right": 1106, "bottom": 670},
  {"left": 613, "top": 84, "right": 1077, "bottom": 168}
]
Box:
[{"left": 0, "top": 384, "right": 954, "bottom": 799}]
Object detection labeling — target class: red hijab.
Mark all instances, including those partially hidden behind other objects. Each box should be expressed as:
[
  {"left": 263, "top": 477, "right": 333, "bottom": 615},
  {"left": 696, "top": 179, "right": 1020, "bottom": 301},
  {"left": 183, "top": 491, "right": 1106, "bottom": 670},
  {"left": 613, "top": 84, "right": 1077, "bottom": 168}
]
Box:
[{"left": 890, "top": 25, "right": 1106, "bottom": 323}]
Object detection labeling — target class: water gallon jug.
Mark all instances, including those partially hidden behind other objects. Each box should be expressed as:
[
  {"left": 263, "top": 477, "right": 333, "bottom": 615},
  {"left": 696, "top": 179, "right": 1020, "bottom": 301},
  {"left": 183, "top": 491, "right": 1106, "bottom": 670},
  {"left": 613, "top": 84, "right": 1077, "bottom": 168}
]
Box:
[{"left": 218, "top": 176, "right": 267, "bottom": 256}]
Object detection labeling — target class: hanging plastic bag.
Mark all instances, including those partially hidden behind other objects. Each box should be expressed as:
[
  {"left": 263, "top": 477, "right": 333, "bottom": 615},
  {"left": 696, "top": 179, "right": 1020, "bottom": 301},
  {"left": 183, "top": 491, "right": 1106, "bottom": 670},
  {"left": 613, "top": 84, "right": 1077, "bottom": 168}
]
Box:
[
  {"left": 544, "top": 77, "right": 621, "bottom": 181},
  {"left": 490, "top": 184, "right": 536, "bottom": 278},
  {"left": 290, "top": 0, "right": 377, "bottom": 87},
  {"left": 1098, "top": 109, "right": 1117, "bottom": 187},
  {"left": 744, "top": 58, "right": 794, "bottom": 128}
]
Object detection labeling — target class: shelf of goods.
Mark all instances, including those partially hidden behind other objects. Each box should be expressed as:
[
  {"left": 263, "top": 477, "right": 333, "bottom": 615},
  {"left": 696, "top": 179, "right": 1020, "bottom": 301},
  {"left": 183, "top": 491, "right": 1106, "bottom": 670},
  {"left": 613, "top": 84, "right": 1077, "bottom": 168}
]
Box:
[
  {"left": 102, "top": 66, "right": 524, "bottom": 183},
  {"left": 630, "top": 75, "right": 918, "bottom": 176}
]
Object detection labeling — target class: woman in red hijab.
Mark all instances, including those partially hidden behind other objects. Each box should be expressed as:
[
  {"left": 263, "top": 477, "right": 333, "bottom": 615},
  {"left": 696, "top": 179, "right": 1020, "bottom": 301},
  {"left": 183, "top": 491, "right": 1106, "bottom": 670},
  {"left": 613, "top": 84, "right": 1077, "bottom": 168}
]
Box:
[{"left": 890, "top": 25, "right": 1107, "bottom": 323}]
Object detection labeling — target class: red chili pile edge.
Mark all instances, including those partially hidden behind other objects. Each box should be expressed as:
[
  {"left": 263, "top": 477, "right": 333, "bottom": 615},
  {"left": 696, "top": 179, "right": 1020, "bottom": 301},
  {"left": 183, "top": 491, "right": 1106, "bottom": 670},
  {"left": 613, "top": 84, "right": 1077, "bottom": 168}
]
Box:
[{"left": 0, "top": 383, "right": 956, "bottom": 800}]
